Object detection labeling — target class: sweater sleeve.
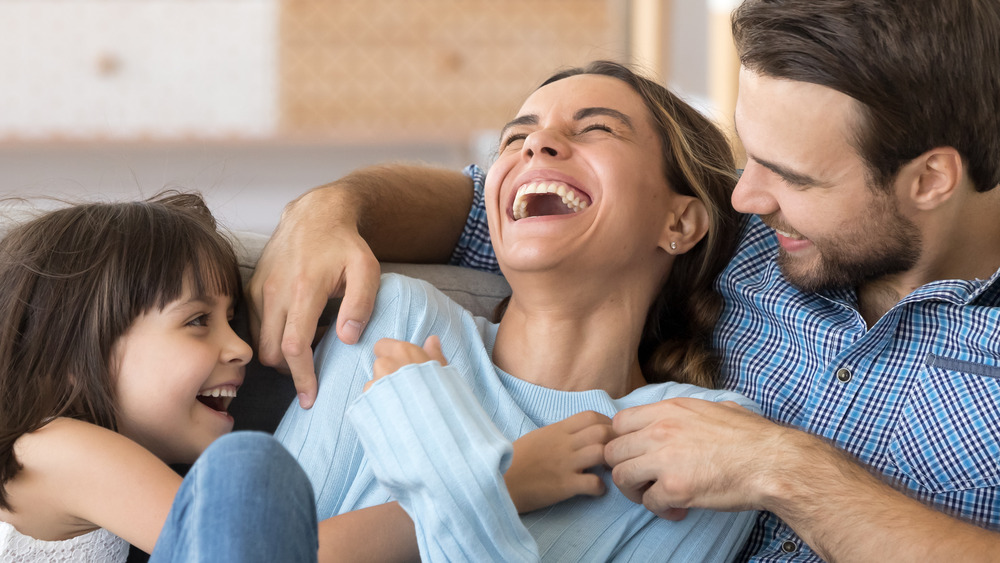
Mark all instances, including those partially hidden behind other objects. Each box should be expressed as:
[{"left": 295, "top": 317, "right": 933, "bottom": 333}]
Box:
[{"left": 347, "top": 361, "right": 538, "bottom": 562}]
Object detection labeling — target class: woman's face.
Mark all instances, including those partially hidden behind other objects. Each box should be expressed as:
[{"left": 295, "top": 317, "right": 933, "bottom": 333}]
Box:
[{"left": 485, "top": 74, "right": 678, "bottom": 277}]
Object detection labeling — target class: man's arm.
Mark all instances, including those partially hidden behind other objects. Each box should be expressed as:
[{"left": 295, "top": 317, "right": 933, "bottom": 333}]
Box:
[
  {"left": 248, "top": 164, "right": 473, "bottom": 408},
  {"left": 605, "top": 398, "right": 999, "bottom": 561}
]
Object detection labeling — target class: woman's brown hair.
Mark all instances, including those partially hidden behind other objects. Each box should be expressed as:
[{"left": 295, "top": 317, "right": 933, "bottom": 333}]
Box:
[
  {"left": 0, "top": 192, "right": 242, "bottom": 510},
  {"left": 538, "top": 61, "right": 743, "bottom": 388}
]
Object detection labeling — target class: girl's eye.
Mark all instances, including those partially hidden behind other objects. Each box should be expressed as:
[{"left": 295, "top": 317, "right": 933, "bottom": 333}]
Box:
[{"left": 187, "top": 314, "right": 209, "bottom": 328}]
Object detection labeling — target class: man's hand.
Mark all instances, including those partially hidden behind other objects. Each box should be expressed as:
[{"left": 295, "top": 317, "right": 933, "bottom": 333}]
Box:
[
  {"left": 248, "top": 164, "right": 475, "bottom": 409},
  {"left": 607, "top": 397, "right": 1000, "bottom": 561},
  {"left": 248, "top": 186, "right": 381, "bottom": 409},
  {"left": 604, "top": 397, "right": 782, "bottom": 520},
  {"left": 505, "top": 411, "right": 614, "bottom": 514}
]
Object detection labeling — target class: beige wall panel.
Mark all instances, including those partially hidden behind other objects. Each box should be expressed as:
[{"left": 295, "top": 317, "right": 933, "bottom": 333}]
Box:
[{"left": 280, "top": 0, "right": 628, "bottom": 142}]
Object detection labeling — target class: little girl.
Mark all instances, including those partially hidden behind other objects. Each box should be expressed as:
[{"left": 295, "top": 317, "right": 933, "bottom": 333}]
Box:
[{"left": 0, "top": 193, "right": 318, "bottom": 562}]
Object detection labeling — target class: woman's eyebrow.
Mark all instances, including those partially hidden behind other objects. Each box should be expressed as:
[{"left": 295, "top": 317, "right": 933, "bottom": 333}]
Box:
[
  {"left": 499, "top": 106, "right": 635, "bottom": 139},
  {"left": 499, "top": 114, "right": 539, "bottom": 138},
  {"left": 574, "top": 107, "right": 634, "bottom": 131}
]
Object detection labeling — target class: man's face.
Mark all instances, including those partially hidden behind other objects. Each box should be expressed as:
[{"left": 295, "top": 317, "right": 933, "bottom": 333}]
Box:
[{"left": 732, "top": 67, "right": 920, "bottom": 292}]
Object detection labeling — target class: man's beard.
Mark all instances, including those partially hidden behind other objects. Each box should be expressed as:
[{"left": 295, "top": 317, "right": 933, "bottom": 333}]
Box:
[{"left": 766, "top": 195, "right": 922, "bottom": 293}]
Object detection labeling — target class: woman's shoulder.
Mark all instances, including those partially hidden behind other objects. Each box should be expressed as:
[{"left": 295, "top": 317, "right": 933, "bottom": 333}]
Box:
[
  {"left": 377, "top": 273, "right": 475, "bottom": 324},
  {"left": 627, "top": 382, "right": 761, "bottom": 414}
]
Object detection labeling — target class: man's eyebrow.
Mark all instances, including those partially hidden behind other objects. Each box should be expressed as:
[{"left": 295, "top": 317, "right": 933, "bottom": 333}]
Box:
[
  {"left": 575, "top": 107, "right": 634, "bottom": 131},
  {"left": 733, "top": 119, "right": 826, "bottom": 187},
  {"left": 754, "top": 157, "right": 826, "bottom": 187},
  {"left": 499, "top": 114, "right": 539, "bottom": 138}
]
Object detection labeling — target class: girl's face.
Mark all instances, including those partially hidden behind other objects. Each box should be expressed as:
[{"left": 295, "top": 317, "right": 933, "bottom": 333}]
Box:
[
  {"left": 113, "top": 278, "right": 251, "bottom": 465},
  {"left": 485, "top": 74, "right": 679, "bottom": 277}
]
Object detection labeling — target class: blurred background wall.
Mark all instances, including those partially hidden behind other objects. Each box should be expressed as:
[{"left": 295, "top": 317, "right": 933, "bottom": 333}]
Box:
[{"left": 0, "top": 0, "right": 740, "bottom": 235}]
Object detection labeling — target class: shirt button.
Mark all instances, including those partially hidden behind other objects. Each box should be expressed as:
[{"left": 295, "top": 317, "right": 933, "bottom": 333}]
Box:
[
  {"left": 836, "top": 368, "right": 853, "bottom": 383},
  {"left": 781, "top": 540, "right": 798, "bottom": 553}
]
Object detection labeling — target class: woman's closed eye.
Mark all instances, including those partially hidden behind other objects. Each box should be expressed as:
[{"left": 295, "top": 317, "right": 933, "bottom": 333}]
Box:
[
  {"left": 500, "top": 132, "right": 527, "bottom": 151},
  {"left": 579, "top": 122, "right": 614, "bottom": 135}
]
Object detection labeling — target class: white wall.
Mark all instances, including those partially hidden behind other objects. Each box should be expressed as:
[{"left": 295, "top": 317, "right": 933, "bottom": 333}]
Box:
[
  {"left": 0, "top": 1, "right": 277, "bottom": 139},
  {"left": 0, "top": 141, "right": 472, "bottom": 235},
  {"left": 0, "top": 0, "right": 717, "bottom": 235}
]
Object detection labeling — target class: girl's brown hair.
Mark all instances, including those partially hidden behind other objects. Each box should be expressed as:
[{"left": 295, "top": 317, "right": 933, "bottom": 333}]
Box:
[
  {"left": 540, "top": 61, "right": 743, "bottom": 388},
  {"left": 0, "top": 192, "right": 242, "bottom": 510}
]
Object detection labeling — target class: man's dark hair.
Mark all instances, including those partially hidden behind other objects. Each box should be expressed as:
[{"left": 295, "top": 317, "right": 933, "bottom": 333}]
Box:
[{"left": 733, "top": 0, "right": 1000, "bottom": 192}]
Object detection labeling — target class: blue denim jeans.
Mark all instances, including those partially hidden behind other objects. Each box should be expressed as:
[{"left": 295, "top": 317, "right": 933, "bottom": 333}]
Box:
[{"left": 150, "top": 431, "right": 318, "bottom": 563}]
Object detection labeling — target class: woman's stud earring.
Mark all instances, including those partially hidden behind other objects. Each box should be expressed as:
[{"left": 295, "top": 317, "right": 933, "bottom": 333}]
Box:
[{"left": 670, "top": 241, "right": 677, "bottom": 250}]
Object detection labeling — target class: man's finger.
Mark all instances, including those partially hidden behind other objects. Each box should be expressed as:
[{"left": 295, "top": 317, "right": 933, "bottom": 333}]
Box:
[
  {"left": 604, "top": 428, "right": 650, "bottom": 468},
  {"left": 612, "top": 400, "right": 681, "bottom": 435},
  {"left": 281, "top": 304, "right": 326, "bottom": 409},
  {"left": 610, "top": 460, "right": 653, "bottom": 505},
  {"left": 335, "top": 255, "right": 380, "bottom": 345}
]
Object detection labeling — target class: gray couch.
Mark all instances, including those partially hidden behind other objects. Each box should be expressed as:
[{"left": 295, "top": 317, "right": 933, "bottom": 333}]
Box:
[{"left": 227, "top": 231, "right": 511, "bottom": 433}]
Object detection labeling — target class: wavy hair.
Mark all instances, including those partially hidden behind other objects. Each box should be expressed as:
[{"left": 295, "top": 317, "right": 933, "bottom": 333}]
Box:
[{"left": 537, "top": 61, "right": 743, "bottom": 388}]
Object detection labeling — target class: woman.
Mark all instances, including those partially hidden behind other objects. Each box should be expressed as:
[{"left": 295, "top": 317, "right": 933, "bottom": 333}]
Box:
[{"left": 277, "top": 61, "right": 757, "bottom": 561}]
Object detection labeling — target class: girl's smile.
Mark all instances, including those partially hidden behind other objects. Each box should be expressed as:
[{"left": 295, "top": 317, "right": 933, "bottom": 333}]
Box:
[{"left": 113, "top": 280, "right": 251, "bottom": 465}]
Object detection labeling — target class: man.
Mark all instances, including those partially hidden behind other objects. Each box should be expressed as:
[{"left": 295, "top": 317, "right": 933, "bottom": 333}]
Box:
[{"left": 249, "top": 0, "right": 1000, "bottom": 560}]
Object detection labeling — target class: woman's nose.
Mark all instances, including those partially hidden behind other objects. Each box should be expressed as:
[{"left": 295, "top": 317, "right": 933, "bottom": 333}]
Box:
[{"left": 522, "top": 128, "right": 568, "bottom": 160}]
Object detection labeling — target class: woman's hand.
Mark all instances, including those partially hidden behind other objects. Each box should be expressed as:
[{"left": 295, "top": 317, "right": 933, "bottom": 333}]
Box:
[
  {"left": 504, "top": 411, "right": 615, "bottom": 514},
  {"left": 367, "top": 336, "right": 447, "bottom": 391}
]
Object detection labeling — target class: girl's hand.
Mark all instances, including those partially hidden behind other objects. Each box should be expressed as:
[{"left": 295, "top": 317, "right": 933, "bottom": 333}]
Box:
[
  {"left": 504, "top": 411, "right": 615, "bottom": 514},
  {"left": 366, "top": 336, "right": 447, "bottom": 391}
]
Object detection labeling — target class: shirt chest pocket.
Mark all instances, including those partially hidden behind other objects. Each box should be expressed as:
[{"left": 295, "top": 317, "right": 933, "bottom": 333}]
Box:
[{"left": 889, "top": 354, "right": 1000, "bottom": 493}]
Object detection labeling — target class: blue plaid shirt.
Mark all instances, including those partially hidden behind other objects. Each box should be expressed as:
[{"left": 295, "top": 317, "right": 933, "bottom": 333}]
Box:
[{"left": 450, "top": 165, "right": 1000, "bottom": 562}]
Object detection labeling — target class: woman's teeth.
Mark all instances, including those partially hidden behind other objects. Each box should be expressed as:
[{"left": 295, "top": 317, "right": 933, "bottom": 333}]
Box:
[{"left": 512, "top": 182, "right": 588, "bottom": 220}]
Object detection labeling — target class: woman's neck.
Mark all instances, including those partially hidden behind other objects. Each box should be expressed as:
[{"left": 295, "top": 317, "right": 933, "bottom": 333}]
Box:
[{"left": 491, "top": 280, "right": 652, "bottom": 399}]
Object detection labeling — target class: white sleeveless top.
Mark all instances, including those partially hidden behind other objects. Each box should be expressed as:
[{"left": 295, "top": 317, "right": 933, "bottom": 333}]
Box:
[{"left": 0, "top": 520, "right": 129, "bottom": 562}]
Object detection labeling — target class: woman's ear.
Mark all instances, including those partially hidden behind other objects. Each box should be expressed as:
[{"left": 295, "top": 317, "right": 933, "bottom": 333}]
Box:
[{"left": 659, "top": 195, "right": 709, "bottom": 254}]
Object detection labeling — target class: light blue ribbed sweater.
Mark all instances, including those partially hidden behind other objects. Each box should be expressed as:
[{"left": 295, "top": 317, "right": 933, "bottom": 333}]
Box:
[{"left": 276, "top": 274, "right": 758, "bottom": 561}]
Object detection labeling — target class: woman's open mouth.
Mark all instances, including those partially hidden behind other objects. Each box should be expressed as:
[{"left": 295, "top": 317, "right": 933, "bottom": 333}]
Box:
[{"left": 512, "top": 181, "right": 590, "bottom": 220}]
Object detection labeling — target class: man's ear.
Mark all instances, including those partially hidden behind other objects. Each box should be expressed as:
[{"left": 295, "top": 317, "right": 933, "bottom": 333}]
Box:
[
  {"left": 659, "top": 195, "right": 709, "bottom": 254},
  {"left": 899, "top": 147, "right": 964, "bottom": 210}
]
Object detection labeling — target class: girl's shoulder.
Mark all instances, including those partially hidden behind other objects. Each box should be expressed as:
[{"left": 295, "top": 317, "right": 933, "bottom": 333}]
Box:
[
  {"left": 5, "top": 418, "right": 118, "bottom": 538},
  {"left": 6, "top": 418, "right": 179, "bottom": 552}
]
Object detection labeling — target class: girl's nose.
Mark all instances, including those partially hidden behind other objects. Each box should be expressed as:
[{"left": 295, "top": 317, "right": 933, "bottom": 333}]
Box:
[{"left": 223, "top": 325, "right": 253, "bottom": 366}]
